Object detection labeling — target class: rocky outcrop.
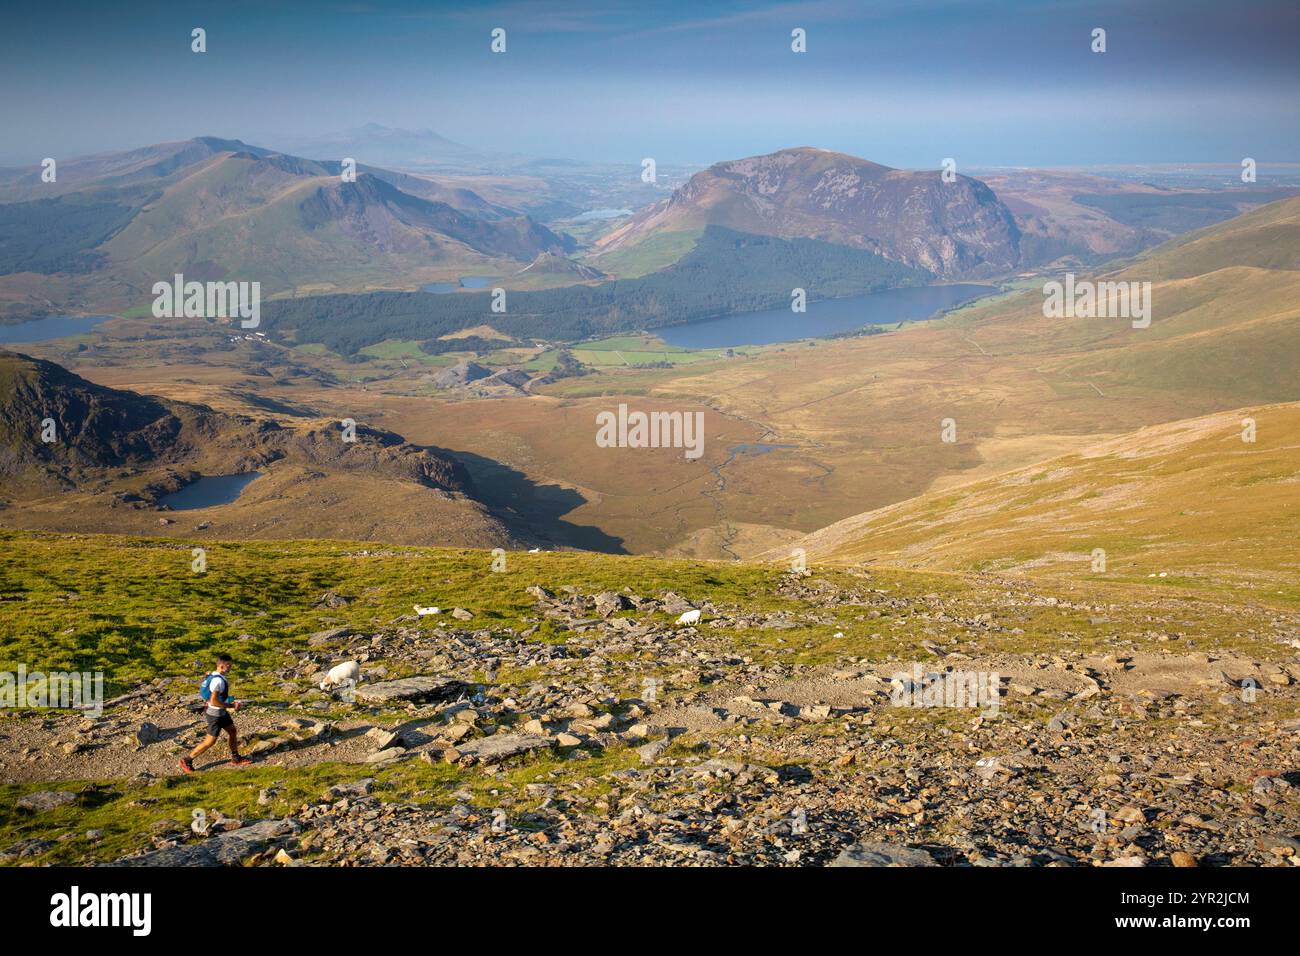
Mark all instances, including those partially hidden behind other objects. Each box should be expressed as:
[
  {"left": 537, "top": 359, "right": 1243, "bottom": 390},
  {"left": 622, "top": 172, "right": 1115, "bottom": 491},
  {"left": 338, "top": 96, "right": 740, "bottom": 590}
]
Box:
[
  {"left": 0, "top": 350, "right": 476, "bottom": 498},
  {"left": 108, "top": 819, "right": 301, "bottom": 867},
  {"left": 0, "top": 349, "right": 205, "bottom": 479}
]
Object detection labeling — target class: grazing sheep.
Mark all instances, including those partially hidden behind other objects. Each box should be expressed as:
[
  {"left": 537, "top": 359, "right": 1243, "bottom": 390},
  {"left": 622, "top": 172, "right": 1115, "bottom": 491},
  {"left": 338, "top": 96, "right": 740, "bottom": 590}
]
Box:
[
  {"left": 414, "top": 605, "right": 441, "bottom": 616},
  {"left": 319, "top": 660, "right": 360, "bottom": 690},
  {"left": 676, "top": 609, "right": 702, "bottom": 626}
]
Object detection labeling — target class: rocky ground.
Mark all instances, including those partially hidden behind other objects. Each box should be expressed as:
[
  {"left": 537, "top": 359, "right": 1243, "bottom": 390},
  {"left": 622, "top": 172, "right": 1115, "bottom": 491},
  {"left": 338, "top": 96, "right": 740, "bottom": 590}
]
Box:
[{"left": 3, "top": 572, "right": 1299, "bottom": 867}]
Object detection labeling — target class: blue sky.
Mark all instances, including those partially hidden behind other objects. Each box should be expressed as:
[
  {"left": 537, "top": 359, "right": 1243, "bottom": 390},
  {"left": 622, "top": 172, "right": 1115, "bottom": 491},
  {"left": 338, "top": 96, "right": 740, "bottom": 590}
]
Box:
[{"left": 2, "top": 0, "right": 1296, "bottom": 167}]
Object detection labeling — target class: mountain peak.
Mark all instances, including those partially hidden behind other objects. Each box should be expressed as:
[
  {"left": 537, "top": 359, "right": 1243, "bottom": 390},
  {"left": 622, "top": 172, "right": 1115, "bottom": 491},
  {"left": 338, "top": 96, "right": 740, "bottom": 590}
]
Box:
[
  {"left": 599, "top": 145, "right": 1020, "bottom": 277},
  {"left": 189, "top": 135, "right": 257, "bottom": 152}
]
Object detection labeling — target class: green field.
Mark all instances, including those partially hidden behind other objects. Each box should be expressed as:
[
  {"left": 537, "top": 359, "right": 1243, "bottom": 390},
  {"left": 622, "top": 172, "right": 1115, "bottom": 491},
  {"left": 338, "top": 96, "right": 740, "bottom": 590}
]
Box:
[
  {"left": 524, "top": 333, "right": 747, "bottom": 370},
  {"left": 585, "top": 229, "right": 703, "bottom": 278},
  {"left": 358, "top": 339, "right": 449, "bottom": 362}
]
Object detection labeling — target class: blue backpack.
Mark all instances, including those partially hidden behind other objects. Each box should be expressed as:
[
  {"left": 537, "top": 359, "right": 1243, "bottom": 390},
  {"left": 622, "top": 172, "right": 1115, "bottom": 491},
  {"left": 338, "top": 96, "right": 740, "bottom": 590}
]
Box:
[{"left": 199, "top": 672, "right": 232, "bottom": 706}]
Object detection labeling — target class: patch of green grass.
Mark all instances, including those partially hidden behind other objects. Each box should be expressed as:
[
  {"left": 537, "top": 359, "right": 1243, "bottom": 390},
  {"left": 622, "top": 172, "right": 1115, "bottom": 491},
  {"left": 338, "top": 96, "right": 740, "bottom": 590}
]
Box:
[
  {"left": 0, "top": 761, "right": 400, "bottom": 864},
  {"left": 0, "top": 531, "right": 853, "bottom": 693},
  {"left": 588, "top": 230, "right": 702, "bottom": 279},
  {"left": 359, "top": 339, "right": 437, "bottom": 360},
  {"left": 0, "top": 740, "right": 645, "bottom": 864}
]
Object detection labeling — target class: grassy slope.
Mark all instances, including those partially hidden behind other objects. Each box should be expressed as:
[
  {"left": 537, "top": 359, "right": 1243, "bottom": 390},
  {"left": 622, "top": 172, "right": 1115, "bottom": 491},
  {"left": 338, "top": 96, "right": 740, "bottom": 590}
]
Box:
[
  {"left": 0, "top": 532, "right": 833, "bottom": 691},
  {"left": 526, "top": 333, "right": 742, "bottom": 370},
  {"left": 789, "top": 401, "right": 1300, "bottom": 599},
  {"left": 1126, "top": 195, "right": 1300, "bottom": 279},
  {"left": 587, "top": 229, "right": 704, "bottom": 278}
]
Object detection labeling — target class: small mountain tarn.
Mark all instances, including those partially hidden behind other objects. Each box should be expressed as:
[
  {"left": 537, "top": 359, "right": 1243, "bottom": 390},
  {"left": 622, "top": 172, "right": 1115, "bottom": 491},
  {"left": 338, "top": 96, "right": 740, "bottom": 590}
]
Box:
[{"left": 158, "top": 473, "right": 262, "bottom": 510}]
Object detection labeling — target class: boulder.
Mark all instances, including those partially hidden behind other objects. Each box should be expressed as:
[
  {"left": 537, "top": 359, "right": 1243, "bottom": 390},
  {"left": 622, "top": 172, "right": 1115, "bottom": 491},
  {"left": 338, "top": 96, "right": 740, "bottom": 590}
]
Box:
[
  {"left": 594, "top": 592, "right": 629, "bottom": 617},
  {"left": 829, "top": 841, "right": 938, "bottom": 867},
  {"left": 17, "top": 790, "right": 77, "bottom": 812},
  {"left": 109, "top": 819, "right": 301, "bottom": 867},
  {"left": 364, "top": 727, "right": 401, "bottom": 750},
  {"left": 307, "top": 626, "right": 350, "bottom": 647},
  {"left": 135, "top": 722, "right": 162, "bottom": 746},
  {"left": 637, "top": 740, "right": 668, "bottom": 764},
  {"left": 446, "top": 734, "right": 553, "bottom": 765},
  {"left": 326, "top": 779, "right": 374, "bottom": 799},
  {"left": 355, "top": 676, "right": 469, "bottom": 705}
]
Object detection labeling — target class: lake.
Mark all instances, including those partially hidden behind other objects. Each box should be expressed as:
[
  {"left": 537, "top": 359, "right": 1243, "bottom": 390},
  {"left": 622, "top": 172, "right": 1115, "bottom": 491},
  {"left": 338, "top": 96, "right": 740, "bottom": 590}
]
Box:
[
  {"left": 421, "top": 276, "right": 494, "bottom": 294},
  {"left": 0, "top": 315, "right": 112, "bottom": 344},
  {"left": 657, "top": 284, "right": 996, "bottom": 349},
  {"left": 575, "top": 208, "right": 632, "bottom": 221},
  {"left": 159, "top": 473, "right": 261, "bottom": 510}
]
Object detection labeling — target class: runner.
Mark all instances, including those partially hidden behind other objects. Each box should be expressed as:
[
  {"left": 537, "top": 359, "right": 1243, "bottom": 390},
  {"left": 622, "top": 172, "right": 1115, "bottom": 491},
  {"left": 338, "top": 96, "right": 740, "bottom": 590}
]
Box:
[{"left": 179, "top": 654, "right": 252, "bottom": 772}]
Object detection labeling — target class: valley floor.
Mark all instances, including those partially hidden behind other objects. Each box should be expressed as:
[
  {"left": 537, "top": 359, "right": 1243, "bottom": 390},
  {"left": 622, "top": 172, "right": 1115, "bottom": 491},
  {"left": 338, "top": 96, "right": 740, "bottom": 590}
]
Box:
[{"left": 1, "top": 533, "right": 1298, "bottom": 867}]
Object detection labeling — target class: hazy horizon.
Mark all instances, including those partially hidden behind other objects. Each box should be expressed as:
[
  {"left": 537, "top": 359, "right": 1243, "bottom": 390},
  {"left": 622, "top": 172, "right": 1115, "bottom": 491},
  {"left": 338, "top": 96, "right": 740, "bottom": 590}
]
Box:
[{"left": 2, "top": 0, "right": 1297, "bottom": 168}]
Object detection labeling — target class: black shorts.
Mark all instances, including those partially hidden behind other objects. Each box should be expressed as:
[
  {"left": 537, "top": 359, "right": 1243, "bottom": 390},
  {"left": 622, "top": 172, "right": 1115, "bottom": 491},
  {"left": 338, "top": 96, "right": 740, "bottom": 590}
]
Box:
[{"left": 205, "top": 710, "right": 235, "bottom": 737}]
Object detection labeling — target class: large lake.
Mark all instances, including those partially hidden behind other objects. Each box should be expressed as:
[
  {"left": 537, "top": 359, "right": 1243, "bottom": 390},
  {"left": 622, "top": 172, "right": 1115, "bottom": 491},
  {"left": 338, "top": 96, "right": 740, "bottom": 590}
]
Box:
[
  {"left": 0, "top": 315, "right": 112, "bottom": 344},
  {"left": 657, "top": 284, "right": 995, "bottom": 349},
  {"left": 160, "top": 473, "right": 261, "bottom": 510}
]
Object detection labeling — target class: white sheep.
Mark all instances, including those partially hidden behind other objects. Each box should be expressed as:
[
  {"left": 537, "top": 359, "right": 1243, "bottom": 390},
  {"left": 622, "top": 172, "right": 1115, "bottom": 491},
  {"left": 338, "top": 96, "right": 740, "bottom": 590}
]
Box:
[
  {"left": 676, "top": 609, "right": 702, "bottom": 626},
  {"left": 319, "top": 660, "right": 360, "bottom": 691},
  {"left": 414, "top": 605, "right": 441, "bottom": 616}
]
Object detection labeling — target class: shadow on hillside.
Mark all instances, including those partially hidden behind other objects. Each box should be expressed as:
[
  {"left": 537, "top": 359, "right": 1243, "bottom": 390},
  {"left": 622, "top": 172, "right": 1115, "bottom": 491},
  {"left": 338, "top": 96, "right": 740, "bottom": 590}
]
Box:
[{"left": 428, "top": 446, "right": 627, "bottom": 555}]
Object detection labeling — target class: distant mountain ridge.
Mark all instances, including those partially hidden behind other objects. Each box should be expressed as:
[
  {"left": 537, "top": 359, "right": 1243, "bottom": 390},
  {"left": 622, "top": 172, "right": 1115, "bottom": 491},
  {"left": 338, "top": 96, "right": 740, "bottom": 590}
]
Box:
[{"left": 0, "top": 137, "right": 574, "bottom": 318}]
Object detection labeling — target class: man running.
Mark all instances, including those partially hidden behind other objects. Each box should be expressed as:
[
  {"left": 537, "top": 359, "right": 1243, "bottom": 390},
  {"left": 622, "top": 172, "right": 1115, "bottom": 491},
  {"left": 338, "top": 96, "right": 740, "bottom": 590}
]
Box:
[{"left": 180, "top": 653, "right": 252, "bottom": 772}]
